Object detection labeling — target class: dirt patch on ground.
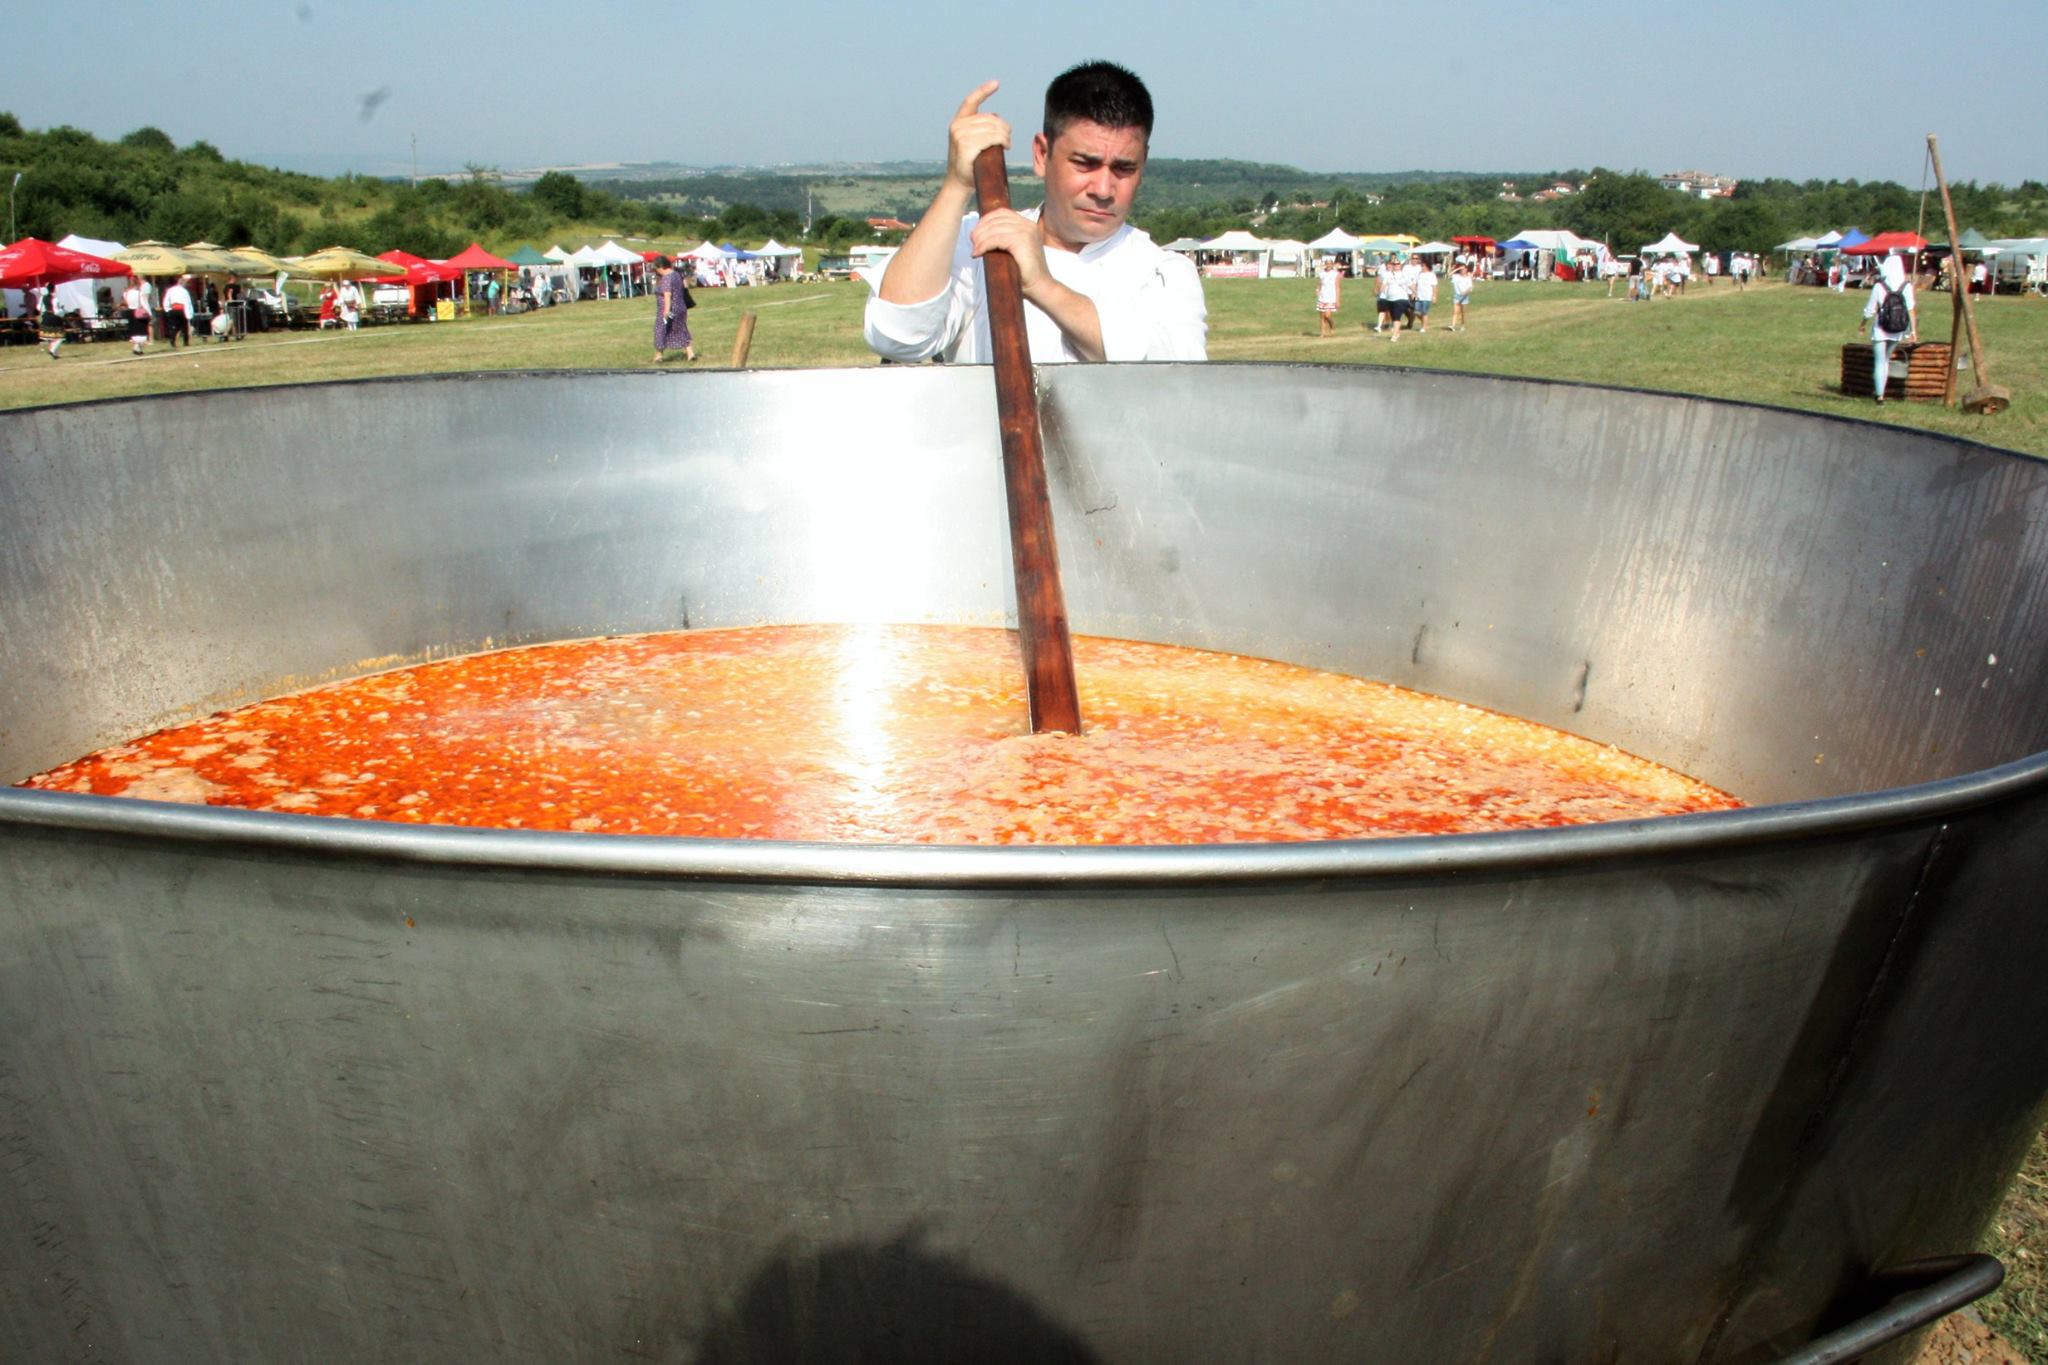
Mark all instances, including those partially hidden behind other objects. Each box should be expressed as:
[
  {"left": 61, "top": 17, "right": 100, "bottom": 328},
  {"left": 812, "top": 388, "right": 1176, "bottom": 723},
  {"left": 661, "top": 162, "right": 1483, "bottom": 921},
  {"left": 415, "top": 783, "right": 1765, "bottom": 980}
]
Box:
[{"left": 1913, "top": 1312, "right": 2032, "bottom": 1364}]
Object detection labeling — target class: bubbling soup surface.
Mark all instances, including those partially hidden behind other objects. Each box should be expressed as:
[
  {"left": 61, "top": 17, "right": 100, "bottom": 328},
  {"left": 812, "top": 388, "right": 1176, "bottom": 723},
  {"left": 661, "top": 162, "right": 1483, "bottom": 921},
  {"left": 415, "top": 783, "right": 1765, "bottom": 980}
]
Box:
[{"left": 20, "top": 624, "right": 1740, "bottom": 843}]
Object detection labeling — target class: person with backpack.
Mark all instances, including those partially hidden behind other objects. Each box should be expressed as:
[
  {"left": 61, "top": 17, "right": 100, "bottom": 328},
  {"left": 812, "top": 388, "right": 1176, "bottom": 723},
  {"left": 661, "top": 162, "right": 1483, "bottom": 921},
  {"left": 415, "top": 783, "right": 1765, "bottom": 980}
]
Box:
[{"left": 1860, "top": 254, "right": 1917, "bottom": 405}]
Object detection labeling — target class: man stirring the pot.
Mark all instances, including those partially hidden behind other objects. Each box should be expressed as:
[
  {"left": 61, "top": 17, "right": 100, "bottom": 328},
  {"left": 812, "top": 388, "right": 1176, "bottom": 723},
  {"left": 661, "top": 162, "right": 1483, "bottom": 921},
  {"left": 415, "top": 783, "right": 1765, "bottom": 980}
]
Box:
[{"left": 864, "top": 61, "right": 1207, "bottom": 364}]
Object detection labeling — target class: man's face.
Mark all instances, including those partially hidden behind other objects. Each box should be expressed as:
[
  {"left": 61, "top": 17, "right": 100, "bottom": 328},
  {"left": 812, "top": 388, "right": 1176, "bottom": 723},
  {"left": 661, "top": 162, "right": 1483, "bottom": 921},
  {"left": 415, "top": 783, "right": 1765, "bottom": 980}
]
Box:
[{"left": 1031, "top": 118, "right": 1148, "bottom": 252}]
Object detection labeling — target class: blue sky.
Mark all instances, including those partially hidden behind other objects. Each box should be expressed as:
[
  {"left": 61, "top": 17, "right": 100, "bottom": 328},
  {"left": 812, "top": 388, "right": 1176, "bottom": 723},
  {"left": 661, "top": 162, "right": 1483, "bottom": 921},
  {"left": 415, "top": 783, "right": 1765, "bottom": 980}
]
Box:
[{"left": 17, "top": 0, "right": 2038, "bottom": 186}]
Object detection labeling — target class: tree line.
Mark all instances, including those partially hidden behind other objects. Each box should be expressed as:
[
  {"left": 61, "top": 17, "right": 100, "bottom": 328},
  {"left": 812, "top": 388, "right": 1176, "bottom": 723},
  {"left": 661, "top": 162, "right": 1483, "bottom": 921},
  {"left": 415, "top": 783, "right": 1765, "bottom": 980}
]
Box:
[{"left": 4, "top": 114, "right": 2041, "bottom": 262}]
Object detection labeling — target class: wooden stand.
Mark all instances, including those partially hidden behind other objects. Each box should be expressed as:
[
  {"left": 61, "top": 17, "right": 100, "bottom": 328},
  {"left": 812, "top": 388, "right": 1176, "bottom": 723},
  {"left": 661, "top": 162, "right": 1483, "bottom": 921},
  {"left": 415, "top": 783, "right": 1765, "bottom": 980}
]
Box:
[{"left": 1840, "top": 341, "right": 1953, "bottom": 402}]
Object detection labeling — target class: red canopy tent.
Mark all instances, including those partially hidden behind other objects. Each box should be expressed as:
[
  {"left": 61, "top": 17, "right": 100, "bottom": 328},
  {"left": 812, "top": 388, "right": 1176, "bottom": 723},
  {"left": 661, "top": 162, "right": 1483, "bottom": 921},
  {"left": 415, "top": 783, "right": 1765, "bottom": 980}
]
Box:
[
  {"left": 1452, "top": 235, "right": 1497, "bottom": 249},
  {"left": 377, "top": 249, "right": 460, "bottom": 284},
  {"left": 1840, "top": 231, "right": 1929, "bottom": 257},
  {"left": 442, "top": 243, "right": 516, "bottom": 271},
  {"left": 0, "top": 237, "right": 133, "bottom": 289},
  {"left": 376, "top": 250, "right": 460, "bottom": 317}
]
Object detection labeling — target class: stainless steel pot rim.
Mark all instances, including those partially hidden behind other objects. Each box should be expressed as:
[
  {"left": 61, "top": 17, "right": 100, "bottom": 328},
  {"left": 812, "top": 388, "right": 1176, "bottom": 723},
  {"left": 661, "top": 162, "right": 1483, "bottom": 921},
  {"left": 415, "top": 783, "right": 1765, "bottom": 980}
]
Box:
[
  {"left": 4, "top": 750, "right": 2042, "bottom": 886},
  {"left": 9, "top": 366, "right": 2040, "bottom": 886}
]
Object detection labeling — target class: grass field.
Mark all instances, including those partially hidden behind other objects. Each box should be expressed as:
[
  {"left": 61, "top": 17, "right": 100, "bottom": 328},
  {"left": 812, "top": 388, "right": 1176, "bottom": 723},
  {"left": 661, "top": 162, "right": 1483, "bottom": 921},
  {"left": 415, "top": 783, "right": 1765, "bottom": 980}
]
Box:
[
  {"left": 6, "top": 274, "right": 2046, "bottom": 458},
  {"left": 3, "top": 271, "right": 2046, "bottom": 1359}
]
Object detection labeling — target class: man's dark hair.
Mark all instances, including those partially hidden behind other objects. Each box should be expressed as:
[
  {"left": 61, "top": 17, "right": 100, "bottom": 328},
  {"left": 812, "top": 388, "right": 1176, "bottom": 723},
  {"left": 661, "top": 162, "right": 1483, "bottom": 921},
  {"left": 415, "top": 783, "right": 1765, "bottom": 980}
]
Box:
[{"left": 1043, "top": 61, "right": 1153, "bottom": 144}]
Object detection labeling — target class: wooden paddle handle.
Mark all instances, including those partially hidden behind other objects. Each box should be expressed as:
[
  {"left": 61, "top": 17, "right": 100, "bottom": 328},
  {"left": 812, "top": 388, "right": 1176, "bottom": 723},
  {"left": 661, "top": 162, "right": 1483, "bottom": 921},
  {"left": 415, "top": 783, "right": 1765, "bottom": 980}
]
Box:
[{"left": 973, "top": 145, "right": 1082, "bottom": 734}]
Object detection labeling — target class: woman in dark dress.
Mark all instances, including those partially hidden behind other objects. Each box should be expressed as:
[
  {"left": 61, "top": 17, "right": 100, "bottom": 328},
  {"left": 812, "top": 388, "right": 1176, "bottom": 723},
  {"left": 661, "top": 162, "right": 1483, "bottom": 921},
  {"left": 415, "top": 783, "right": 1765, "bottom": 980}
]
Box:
[
  {"left": 36, "top": 286, "right": 65, "bottom": 359},
  {"left": 652, "top": 256, "right": 695, "bottom": 363}
]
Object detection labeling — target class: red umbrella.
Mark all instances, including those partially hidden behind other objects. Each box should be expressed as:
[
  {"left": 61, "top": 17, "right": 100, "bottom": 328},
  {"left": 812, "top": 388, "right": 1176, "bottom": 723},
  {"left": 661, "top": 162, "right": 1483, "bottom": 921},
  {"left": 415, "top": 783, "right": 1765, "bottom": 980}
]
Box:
[
  {"left": 0, "top": 237, "right": 133, "bottom": 289},
  {"left": 1840, "top": 231, "right": 1929, "bottom": 257}
]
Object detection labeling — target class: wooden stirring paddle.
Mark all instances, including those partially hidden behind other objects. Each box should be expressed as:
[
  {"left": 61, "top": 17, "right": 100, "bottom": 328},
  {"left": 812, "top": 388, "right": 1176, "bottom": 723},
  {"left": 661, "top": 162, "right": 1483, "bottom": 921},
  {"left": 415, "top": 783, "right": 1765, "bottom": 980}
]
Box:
[{"left": 972, "top": 145, "right": 1082, "bottom": 734}]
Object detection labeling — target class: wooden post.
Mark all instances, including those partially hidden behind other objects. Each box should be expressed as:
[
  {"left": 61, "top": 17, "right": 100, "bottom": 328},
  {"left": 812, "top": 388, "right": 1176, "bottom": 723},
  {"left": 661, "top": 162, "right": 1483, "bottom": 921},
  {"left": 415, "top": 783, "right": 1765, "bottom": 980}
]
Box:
[
  {"left": 1926, "top": 134, "right": 2010, "bottom": 414},
  {"left": 1944, "top": 281, "right": 1962, "bottom": 406},
  {"left": 728, "top": 310, "right": 757, "bottom": 368},
  {"left": 973, "top": 145, "right": 1082, "bottom": 735}
]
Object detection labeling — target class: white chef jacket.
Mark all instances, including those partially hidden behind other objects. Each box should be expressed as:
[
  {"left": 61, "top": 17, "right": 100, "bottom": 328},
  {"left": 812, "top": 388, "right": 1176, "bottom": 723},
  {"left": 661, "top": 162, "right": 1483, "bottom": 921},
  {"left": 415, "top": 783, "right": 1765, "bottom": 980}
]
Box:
[
  {"left": 162, "top": 283, "right": 193, "bottom": 315},
  {"left": 864, "top": 206, "right": 1207, "bottom": 364}
]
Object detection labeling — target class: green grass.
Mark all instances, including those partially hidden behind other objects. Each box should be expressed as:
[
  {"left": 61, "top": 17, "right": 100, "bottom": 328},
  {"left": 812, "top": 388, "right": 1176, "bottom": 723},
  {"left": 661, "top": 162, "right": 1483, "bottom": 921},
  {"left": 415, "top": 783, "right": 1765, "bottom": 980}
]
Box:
[
  {"left": 1987, "top": 1129, "right": 2048, "bottom": 1362},
  {"left": 5, "top": 271, "right": 2047, "bottom": 1358}
]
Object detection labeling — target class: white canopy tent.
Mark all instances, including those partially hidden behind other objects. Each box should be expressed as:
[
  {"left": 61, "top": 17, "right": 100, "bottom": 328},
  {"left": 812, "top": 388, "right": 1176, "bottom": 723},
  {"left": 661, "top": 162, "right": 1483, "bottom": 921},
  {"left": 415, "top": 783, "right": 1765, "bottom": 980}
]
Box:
[
  {"left": 1642, "top": 232, "right": 1700, "bottom": 255},
  {"left": 542, "top": 244, "right": 574, "bottom": 263},
  {"left": 1499, "top": 227, "right": 1612, "bottom": 279},
  {"left": 54, "top": 234, "right": 125, "bottom": 315},
  {"left": 1266, "top": 238, "right": 1310, "bottom": 277},
  {"left": 1508, "top": 228, "right": 1610, "bottom": 260},
  {"left": 1201, "top": 229, "right": 1274, "bottom": 278},
  {"left": 1776, "top": 235, "right": 1821, "bottom": 252},
  {"left": 1308, "top": 227, "right": 1364, "bottom": 251},
  {"left": 756, "top": 238, "right": 805, "bottom": 280}
]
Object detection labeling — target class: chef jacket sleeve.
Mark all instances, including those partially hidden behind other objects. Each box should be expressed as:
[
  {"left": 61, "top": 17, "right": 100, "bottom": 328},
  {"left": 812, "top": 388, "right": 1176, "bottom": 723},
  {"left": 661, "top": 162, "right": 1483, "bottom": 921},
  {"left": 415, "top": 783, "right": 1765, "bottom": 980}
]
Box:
[{"left": 863, "top": 220, "right": 977, "bottom": 363}]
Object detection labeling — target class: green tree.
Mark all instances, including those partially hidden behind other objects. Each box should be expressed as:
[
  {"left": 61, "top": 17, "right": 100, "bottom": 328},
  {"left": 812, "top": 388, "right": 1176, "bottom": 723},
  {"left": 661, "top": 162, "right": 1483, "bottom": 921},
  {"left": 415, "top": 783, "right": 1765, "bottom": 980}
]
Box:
[
  {"left": 1566, "top": 171, "right": 1683, "bottom": 250},
  {"left": 530, "top": 170, "right": 587, "bottom": 221},
  {"left": 121, "top": 126, "right": 176, "bottom": 154}
]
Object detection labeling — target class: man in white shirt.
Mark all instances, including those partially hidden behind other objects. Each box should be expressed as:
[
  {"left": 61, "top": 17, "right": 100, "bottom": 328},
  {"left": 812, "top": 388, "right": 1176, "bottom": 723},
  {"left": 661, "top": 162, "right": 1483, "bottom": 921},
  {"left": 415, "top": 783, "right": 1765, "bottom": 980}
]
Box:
[
  {"left": 161, "top": 276, "right": 194, "bottom": 348},
  {"left": 865, "top": 61, "right": 1206, "bottom": 365},
  {"left": 1379, "top": 253, "right": 1416, "bottom": 342}
]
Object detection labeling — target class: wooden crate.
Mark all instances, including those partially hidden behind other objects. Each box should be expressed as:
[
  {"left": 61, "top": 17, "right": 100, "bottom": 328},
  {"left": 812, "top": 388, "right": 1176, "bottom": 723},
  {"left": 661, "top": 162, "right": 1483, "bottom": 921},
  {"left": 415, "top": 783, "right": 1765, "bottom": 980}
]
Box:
[{"left": 1840, "top": 341, "right": 1953, "bottom": 401}]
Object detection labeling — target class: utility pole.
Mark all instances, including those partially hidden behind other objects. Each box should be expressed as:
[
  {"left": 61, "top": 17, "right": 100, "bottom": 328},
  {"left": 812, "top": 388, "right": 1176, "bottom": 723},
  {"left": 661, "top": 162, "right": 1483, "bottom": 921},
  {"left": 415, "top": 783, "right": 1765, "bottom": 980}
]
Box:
[
  {"left": 410, "top": 133, "right": 418, "bottom": 188},
  {"left": 8, "top": 171, "right": 19, "bottom": 241}
]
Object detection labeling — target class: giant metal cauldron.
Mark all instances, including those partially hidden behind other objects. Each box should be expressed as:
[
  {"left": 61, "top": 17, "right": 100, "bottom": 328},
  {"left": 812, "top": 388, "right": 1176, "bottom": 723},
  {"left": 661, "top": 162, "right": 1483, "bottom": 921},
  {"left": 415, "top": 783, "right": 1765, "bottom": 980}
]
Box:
[{"left": 3, "top": 365, "right": 2046, "bottom": 1362}]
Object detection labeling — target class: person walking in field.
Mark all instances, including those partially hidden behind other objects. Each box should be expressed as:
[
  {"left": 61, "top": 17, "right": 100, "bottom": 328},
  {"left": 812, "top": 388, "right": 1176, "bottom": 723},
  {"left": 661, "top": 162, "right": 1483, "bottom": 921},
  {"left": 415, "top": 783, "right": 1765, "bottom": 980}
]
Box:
[
  {"left": 652, "top": 256, "right": 697, "bottom": 362},
  {"left": 1449, "top": 261, "right": 1474, "bottom": 331},
  {"left": 336, "top": 280, "right": 361, "bottom": 332},
  {"left": 1315, "top": 255, "right": 1341, "bottom": 337},
  {"left": 161, "top": 276, "right": 194, "bottom": 347},
  {"left": 1411, "top": 259, "right": 1438, "bottom": 333},
  {"left": 1861, "top": 253, "right": 1916, "bottom": 405},
  {"left": 123, "top": 279, "right": 151, "bottom": 356},
  {"left": 36, "top": 285, "right": 65, "bottom": 359}
]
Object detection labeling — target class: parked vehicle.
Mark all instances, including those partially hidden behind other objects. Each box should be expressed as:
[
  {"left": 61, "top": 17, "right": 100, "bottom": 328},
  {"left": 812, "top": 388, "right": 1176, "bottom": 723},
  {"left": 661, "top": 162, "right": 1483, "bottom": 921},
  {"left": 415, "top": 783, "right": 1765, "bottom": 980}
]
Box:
[{"left": 1992, "top": 242, "right": 2048, "bottom": 295}]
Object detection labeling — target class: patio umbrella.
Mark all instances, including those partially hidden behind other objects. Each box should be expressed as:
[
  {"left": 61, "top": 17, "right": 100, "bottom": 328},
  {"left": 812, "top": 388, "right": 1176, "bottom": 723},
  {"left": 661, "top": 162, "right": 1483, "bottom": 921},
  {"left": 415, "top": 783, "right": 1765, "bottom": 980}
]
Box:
[
  {"left": 288, "top": 246, "right": 406, "bottom": 280},
  {"left": 115, "top": 240, "right": 199, "bottom": 277},
  {"left": 231, "top": 245, "right": 293, "bottom": 275},
  {"left": 0, "top": 237, "right": 132, "bottom": 289},
  {"left": 178, "top": 242, "right": 250, "bottom": 276},
  {"left": 185, "top": 242, "right": 280, "bottom": 276}
]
